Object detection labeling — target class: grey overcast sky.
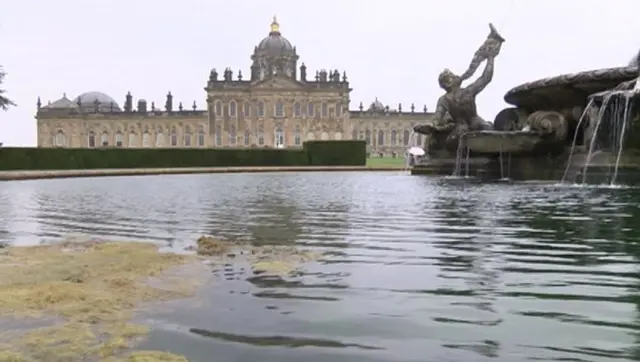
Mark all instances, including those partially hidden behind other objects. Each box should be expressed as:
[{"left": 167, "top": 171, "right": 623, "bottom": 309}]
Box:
[{"left": 1, "top": 0, "right": 639, "bottom": 146}]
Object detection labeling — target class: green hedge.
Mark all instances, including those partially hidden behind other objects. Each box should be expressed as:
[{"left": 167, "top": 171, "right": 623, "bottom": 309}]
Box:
[
  {"left": 303, "top": 140, "right": 366, "bottom": 166},
  {"left": 0, "top": 141, "right": 367, "bottom": 170}
]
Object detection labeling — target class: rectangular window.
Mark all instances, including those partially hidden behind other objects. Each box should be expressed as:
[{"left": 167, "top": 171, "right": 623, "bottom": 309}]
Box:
[
  {"left": 184, "top": 134, "right": 191, "bottom": 146},
  {"left": 294, "top": 103, "right": 301, "bottom": 117},
  {"left": 321, "top": 103, "right": 328, "bottom": 117},
  {"left": 197, "top": 132, "right": 205, "bottom": 146},
  {"left": 244, "top": 131, "right": 250, "bottom": 146},
  {"left": 243, "top": 102, "right": 251, "bottom": 117},
  {"left": 258, "top": 102, "right": 265, "bottom": 117},
  {"left": 170, "top": 133, "right": 178, "bottom": 146},
  {"left": 215, "top": 126, "right": 222, "bottom": 146},
  {"left": 274, "top": 102, "right": 284, "bottom": 117},
  {"left": 229, "top": 126, "right": 236, "bottom": 145},
  {"left": 307, "top": 103, "right": 315, "bottom": 117},
  {"left": 258, "top": 130, "right": 264, "bottom": 146},
  {"left": 115, "top": 133, "right": 124, "bottom": 147}
]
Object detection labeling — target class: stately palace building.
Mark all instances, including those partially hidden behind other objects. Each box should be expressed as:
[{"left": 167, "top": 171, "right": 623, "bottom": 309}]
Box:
[{"left": 36, "top": 18, "right": 434, "bottom": 157}]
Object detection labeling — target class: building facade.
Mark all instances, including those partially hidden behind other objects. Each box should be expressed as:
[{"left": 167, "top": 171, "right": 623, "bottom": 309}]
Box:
[{"left": 36, "top": 18, "right": 434, "bottom": 157}]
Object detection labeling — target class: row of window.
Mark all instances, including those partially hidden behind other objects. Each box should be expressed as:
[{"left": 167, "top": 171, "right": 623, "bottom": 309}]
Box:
[
  {"left": 213, "top": 126, "right": 301, "bottom": 147},
  {"left": 51, "top": 129, "right": 304, "bottom": 148},
  {"left": 52, "top": 128, "right": 419, "bottom": 148},
  {"left": 350, "top": 129, "right": 419, "bottom": 146},
  {"left": 214, "top": 100, "right": 343, "bottom": 118}
]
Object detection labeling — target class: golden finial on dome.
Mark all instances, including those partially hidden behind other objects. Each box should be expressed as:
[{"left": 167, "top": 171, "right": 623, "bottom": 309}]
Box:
[{"left": 270, "top": 15, "right": 280, "bottom": 33}]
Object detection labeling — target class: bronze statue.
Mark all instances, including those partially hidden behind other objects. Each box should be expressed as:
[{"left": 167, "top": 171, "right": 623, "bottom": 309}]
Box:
[{"left": 415, "top": 24, "right": 505, "bottom": 152}]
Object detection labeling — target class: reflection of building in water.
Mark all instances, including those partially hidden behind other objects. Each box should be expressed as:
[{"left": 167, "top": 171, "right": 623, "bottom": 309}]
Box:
[
  {"left": 246, "top": 196, "right": 303, "bottom": 246},
  {"left": 35, "top": 17, "right": 434, "bottom": 157}
]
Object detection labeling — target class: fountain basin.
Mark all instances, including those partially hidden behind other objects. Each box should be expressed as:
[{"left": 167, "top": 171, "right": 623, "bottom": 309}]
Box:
[
  {"left": 464, "top": 130, "right": 545, "bottom": 154},
  {"left": 504, "top": 67, "right": 638, "bottom": 111}
]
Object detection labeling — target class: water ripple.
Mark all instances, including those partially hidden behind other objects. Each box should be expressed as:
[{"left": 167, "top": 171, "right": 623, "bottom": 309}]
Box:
[{"left": 1, "top": 172, "right": 640, "bottom": 362}]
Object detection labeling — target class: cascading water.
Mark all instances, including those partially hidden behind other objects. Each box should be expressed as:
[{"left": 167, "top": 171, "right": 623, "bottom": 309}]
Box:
[
  {"left": 561, "top": 86, "right": 636, "bottom": 185},
  {"left": 464, "top": 146, "right": 471, "bottom": 177},
  {"left": 581, "top": 91, "right": 634, "bottom": 185},
  {"left": 561, "top": 99, "right": 595, "bottom": 182},
  {"left": 452, "top": 135, "right": 466, "bottom": 177},
  {"left": 611, "top": 96, "right": 631, "bottom": 184}
]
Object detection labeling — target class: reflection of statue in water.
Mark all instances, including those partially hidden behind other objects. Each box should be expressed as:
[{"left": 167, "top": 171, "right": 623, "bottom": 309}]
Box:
[{"left": 415, "top": 24, "right": 505, "bottom": 152}]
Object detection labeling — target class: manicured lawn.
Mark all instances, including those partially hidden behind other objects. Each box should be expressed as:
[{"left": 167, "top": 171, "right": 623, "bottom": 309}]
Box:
[{"left": 366, "top": 157, "right": 406, "bottom": 168}]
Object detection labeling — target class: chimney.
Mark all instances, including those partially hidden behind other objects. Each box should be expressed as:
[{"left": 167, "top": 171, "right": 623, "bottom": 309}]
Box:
[{"left": 137, "top": 99, "right": 148, "bottom": 113}]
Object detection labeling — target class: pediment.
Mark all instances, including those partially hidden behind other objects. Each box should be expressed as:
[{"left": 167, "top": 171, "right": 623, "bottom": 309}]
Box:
[{"left": 251, "top": 75, "right": 305, "bottom": 90}]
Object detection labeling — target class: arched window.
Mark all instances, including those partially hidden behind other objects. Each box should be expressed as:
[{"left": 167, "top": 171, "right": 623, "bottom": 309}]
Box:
[
  {"left": 365, "top": 129, "right": 371, "bottom": 145},
  {"left": 416, "top": 134, "right": 423, "bottom": 147},
  {"left": 156, "top": 128, "right": 165, "bottom": 147},
  {"left": 142, "top": 131, "right": 150, "bottom": 147},
  {"left": 274, "top": 101, "right": 284, "bottom": 117},
  {"left": 54, "top": 130, "right": 66, "bottom": 147},
  {"left": 257, "top": 101, "right": 265, "bottom": 117},
  {"left": 275, "top": 127, "right": 285, "bottom": 147},
  {"left": 215, "top": 125, "right": 222, "bottom": 146},
  {"left": 351, "top": 130, "right": 357, "bottom": 140},
  {"left": 377, "top": 130, "right": 384, "bottom": 146},
  {"left": 229, "top": 125, "right": 236, "bottom": 145},
  {"left": 128, "top": 130, "right": 137, "bottom": 147},
  {"left": 391, "top": 130, "right": 397, "bottom": 145},
  {"left": 258, "top": 126, "right": 265, "bottom": 145},
  {"left": 115, "top": 132, "right": 124, "bottom": 147},
  {"left": 294, "top": 125, "right": 301, "bottom": 146},
  {"left": 243, "top": 102, "right": 251, "bottom": 117},
  {"left": 229, "top": 101, "right": 237, "bottom": 117},
  {"left": 244, "top": 130, "right": 250, "bottom": 146},
  {"left": 307, "top": 103, "right": 315, "bottom": 117},
  {"left": 88, "top": 131, "right": 96, "bottom": 148},
  {"left": 197, "top": 128, "right": 205, "bottom": 147},
  {"left": 184, "top": 126, "right": 192, "bottom": 146},
  {"left": 403, "top": 130, "right": 410, "bottom": 145},
  {"left": 170, "top": 128, "right": 178, "bottom": 146},
  {"left": 100, "top": 131, "right": 109, "bottom": 147},
  {"left": 215, "top": 101, "right": 222, "bottom": 116},
  {"left": 293, "top": 102, "right": 301, "bottom": 117}
]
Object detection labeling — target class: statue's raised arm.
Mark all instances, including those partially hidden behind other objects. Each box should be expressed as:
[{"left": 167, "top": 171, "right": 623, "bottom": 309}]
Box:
[
  {"left": 460, "top": 24, "right": 505, "bottom": 81},
  {"left": 466, "top": 57, "right": 496, "bottom": 96},
  {"left": 413, "top": 23, "right": 505, "bottom": 154}
]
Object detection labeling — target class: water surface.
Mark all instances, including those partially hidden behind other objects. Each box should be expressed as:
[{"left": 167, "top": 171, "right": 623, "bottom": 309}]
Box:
[{"left": 1, "top": 172, "right": 639, "bottom": 362}]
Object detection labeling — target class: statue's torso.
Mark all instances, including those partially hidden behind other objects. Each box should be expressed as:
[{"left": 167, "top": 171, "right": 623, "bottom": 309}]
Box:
[{"left": 445, "top": 89, "right": 478, "bottom": 123}]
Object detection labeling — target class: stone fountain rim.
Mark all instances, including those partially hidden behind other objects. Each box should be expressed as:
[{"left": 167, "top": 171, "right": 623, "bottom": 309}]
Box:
[{"left": 504, "top": 66, "right": 638, "bottom": 106}]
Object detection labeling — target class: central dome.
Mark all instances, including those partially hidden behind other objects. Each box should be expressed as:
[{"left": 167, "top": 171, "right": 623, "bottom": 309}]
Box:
[
  {"left": 74, "top": 91, "right": 121, "bottom": 112},
  {"left": 257, "top": 16, "right": 293, "bottom": 54}
]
